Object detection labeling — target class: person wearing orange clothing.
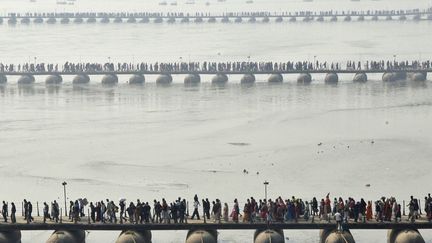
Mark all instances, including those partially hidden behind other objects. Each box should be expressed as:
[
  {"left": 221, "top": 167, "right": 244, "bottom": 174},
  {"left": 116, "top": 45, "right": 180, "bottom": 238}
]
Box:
[{"left": 366, "top": 201, "right": 373, "bottom": 221}]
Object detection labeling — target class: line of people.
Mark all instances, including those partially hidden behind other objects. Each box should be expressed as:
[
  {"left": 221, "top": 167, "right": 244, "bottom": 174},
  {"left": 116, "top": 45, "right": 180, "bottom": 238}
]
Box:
[
  {"left": 1, "top": 194, "right": 431, "bottom": 224},
  {"left": 0, "top": 60, "right": 431, "bottom": 74},
  {"left": 6, "top": 7, "right": 432, "bottom": 18}
]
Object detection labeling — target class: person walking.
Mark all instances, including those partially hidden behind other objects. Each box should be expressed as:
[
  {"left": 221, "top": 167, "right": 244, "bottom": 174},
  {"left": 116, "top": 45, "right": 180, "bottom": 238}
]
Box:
[
  {"left": 335, "top": 211, "right": 342, "bottom": 231},
  {"left": 179, "top": 200, "right": 186, "bottom": 224},
  {"left": 213, "top": 199, "right": 221, "bottom": 223},
  {"left": 223, "top": 203, "right": 229, "bottom": 222},
  {"left": 2, "top": 201, "right": 8, "bottom": 222},
  {"left": 204, "top": 199, "right": 210, "bottom": 220},
  {"left": 126, "top": 202, "right": 136, "bottom": 223},
  {"left": 191, "top": 198, "right": 200, "bottom": 220},
  {"left": 10, "top": 203, "right": 16, "bottom": 223},
  {"left": 43, "top": 202, "right": 51, "bottom": 223},
  {"left": 366, "top": 201, "right": 373, "bottom": 221},
  {"left": 231, "top": 199, "right": 240, "bottom": 223},
  {"left": 119, "top": 199, "right": 126, "bottom": 224},
  {"left": 27, "top": 201, "right": 33, "bottom": 223},
  {"left": 90, "top": 202, "right": 96, "bottom": 223},
  {"left": 52, "top": 201, "right": 59, "bottom": 223}
]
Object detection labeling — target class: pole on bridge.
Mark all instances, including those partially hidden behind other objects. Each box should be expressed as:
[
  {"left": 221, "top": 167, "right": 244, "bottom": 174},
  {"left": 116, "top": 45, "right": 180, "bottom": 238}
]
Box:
[
  {"left": 21, "top": 202, "right": 24, "bottom": 217},
  {"left": 88, "top": 209, "right": 91, "bottom": 224},
  {"left": 37, "top": 201, "right": 40, "bottom": 217},
  {"left": 403, "top": 200, "right": 406, "bottom": 216},
  {"left": 60, "top": 208, "right": 62, "bottom": 224},
  {"left": 62, "top": 181, "right": 68, "bottom": 217},
  {"left": 263, "top": 181, "right": 269, "bottom": 203}
]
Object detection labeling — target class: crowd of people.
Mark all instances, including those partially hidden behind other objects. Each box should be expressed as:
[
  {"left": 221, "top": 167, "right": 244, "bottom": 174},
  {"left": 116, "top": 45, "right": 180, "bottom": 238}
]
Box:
[
  {"left": 0, "top": 60, "right": 430, "bottom": 74},
  {"left": 1, "top": 194, "right": 431, "bottom": 225},
  {"left": 5, "top": 7, "right": 432, "bottom": 18}
]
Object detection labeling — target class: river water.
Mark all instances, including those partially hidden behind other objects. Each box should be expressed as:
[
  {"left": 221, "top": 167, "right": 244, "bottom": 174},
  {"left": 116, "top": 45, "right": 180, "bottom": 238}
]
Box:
[{"left": 0, "top": 0, "right": 432, "bottom": 242}]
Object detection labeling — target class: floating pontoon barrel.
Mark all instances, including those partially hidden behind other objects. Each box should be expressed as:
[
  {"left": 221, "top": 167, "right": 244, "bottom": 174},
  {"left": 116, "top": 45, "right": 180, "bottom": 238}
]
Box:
[
  {"left": 184, "top": 74, "right": 201, "bottom": 84},
  {"left": 101, "top": 74, "right": 118, "bottom": 85},
  {"left": 316, "top": 16, "right": 324, "bottom": 21},
  {"left": 154, "top": 17, "right": 163, "bottom": 23},
  {"left": 320, "top": 229, "right": 355, "bottom": 243},
  {"left": 353, "top": 72, "right": 367, "bottom": 82},
  {"left": 382, "top": 72, "right": 406, "bottom": 82},
  {"left": 372, "top": 15, "right": 379, "bottom": 21},
  {"left": 254, "top": 229, "right": 285, "bottom": 243},
  {"left": 17, "top": 75, "right": 35, "bottom": 84},
  {"left": 289, "top": 16, "right": 296, "bottom": 22},
  {"left": 357, "top": 16, "right": 365, "bottom": 21},
  {"left": 0, "top": 230, "right": 21, "bottom": 243},
  {"left": 297, "top": 73, "right": 312, "bottom": 84},
  {"left": 330, "top": 16, "right": 337, "bottom": 21},
  {"left": 268, "top": 73, "right": 283, "bottom": 83},
  {"left": 387, "top": 229, "right": 425, "bottom": 243},
  {"left": 113, "top": 17, "right": 123, "bottom": 23},
  {"left": 275, "top": 16, "right": 283, "bottom": 22},
  {"left": 46, "top": 230, "right": 85, "bottom": 243},
  {"left": 45, "top": 75, "right": 63, "bottom": 85},
  {"left": 344, "top": 16, "right": 352, "bottom": 21},
  {"left": 47, "top": 17, "right": 56, "bottom": 24},
  {"left": 34, "top": 17, "right": 44, "bottom": 23},
  {"left": 234, "top": 17, "right": 242, "bottom": 23},
  {"left": 167, "top": 17, "right": 176, "bottom": 23},
  {"left": 325, "top": 72, "right": 338, "bottom": 84},
  {"left": 186, "top": 230, "right": 217, "bottom": 243},
  {"left": 408, "top": 72, "right": 427, "bottom": 82},
  {"left": 394, "top": 72, "right": 407, "bottom": 80},
  {"left": 21, "top": 18, "right": 30, "bottom": 24},
  {"left": 8, "top": 18, "right": 17, "bottom": 25},
  {"left": 221, "top": 17, "right": 230, "bottom": 23},
  {"left": 74, "top": 18, "right": 84, "bottom": 23},
  {"left": 101, "top": 17, "right": 110, "bottom": 23},
  {"left": 115, "top": 230, "right": 152, "bottom": 243},
  {"left": 195, "top": 17, "right": 203, "bottom": 23},
  {"left": 386, "top": 15, "right": 392, "bottom": 21},
  {"left": 211, "top": 73, "right": 228, "bottom": 84},
  {"left": 382, "top": 72, "right": 395, "bottom": 82},
  {"left": 248, "top": 17, "right": 257, "bottom": 23},
  {"left": 129, "top": 74, "right": 145, "bottom": 84},
  {"left": 156, "top": 74, "right": 173, "bottom": 85},
  {"left": 208, "top": 17, "right": 216, "bottom": 23},
  {"left": 262, "top": 16, "right": 270, "bottom": 23},
  {"left": 86, "top": 18, "right": 96, "bottom": 23},
  {"left": 240, "top": 74, "right": 256, "bottom": 84},
  {"left": 73, "top": 74, "right": 90, "bottom": 84},
  {"left": 127, "top": 17, "right": 136, "bottom": 23},
  {"left": 180, "top": 17, "right": 190, "bottom": 23},
  {"left": 399, "top": 15, "right": 407, "bottom": 21},
  {"left": 139, "top": 17, "right": 150, "bottom": 23},
  {"left": 0, "top": 18, "right": 3, "bottom": 24},
  {"left": 413, "top": 15, "right": 421, "bottom": 21},
  {"left": 60, "top": 18, "right": 70, "bottom": 24}
]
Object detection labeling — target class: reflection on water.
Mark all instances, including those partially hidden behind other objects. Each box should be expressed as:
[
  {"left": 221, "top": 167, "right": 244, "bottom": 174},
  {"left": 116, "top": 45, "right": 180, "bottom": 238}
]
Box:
[{"left": 0, "top": 81, "right": 429, "bottom": 109}]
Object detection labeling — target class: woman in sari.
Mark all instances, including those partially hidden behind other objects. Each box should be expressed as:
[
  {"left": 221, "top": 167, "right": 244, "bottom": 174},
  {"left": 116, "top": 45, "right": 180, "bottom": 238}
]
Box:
[
  {"left": 230, "top": 199, "right": 239, "bottom": 223},
  {"left": 223, "top": 203, "right": 229, "bottom": 222},
  {"left": 366, "top": 201, "right": 373, "bottom": 221}
]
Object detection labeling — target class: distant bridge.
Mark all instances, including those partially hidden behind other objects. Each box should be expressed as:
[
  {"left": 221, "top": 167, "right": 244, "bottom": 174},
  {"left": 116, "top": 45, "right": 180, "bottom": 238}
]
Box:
[{"left": 1, "top": 9, "right": 432, "bottom": 25}]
